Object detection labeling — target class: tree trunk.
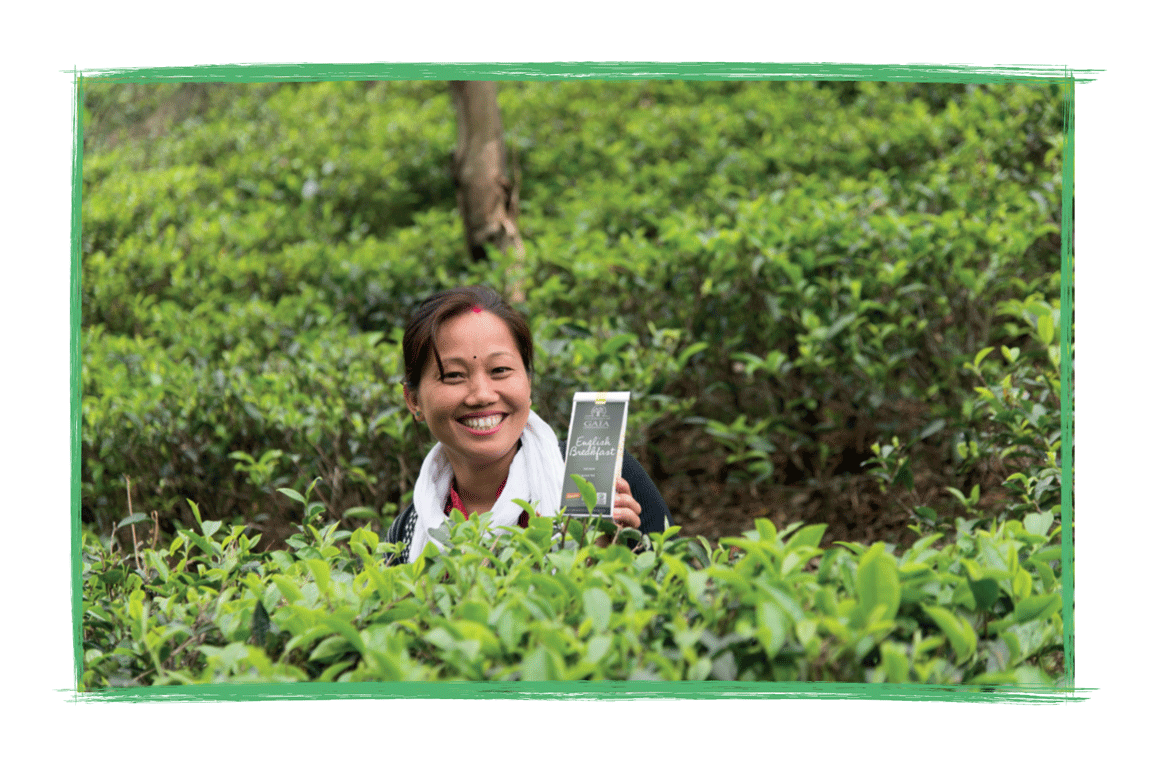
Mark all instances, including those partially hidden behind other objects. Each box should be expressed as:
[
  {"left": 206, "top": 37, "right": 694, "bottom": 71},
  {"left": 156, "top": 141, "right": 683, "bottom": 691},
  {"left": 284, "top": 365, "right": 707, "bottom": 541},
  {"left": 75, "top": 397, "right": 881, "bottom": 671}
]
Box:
[{"left": 449, "top": 81, "right": 525, "bottom": 301}]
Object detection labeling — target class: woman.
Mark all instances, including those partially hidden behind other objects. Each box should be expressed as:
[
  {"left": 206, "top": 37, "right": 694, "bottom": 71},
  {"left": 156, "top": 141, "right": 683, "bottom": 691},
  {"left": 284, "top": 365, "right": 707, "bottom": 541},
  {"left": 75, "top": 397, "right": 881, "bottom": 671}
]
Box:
[{"left": 385, "top": 285, "right": 671, "bottom": 564}]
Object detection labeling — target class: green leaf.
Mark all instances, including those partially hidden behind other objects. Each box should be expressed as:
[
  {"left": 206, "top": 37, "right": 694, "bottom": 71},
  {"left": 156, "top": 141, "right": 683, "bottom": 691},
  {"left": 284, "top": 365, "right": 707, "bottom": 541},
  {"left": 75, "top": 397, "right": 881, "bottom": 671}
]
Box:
[
  {"left": 583, "top": 588, "right": 612, "bottom": 635},
  {"left": 181, "top": 528, "right": 218, "bottom": 557},
  {"left": 977, "top": 536, "right": 1011, "bottom": 577},
  {"left": 511, "top": 498, "right": 538, "bottom": 519},
  {"left": 1012, "top": 593, "right": 1062, "bottom": 624},
  {"left": 251, "top": 600, "right": 270, "bottom": 647},
  {"left": 1036, "top": 313, "right": 1054, "bottom": 346},
  {"left": 1023, "top": 511, "right": 1055, "bottom": 537},
  {"left": 967, "top": 577, "right": 1000, "bottom": 612},
  {"left": 520, "top": 646, "right": 554, "bottom": 681},
  {"left": 342, "top": 506, "right": 379, "bottom": 520},
  {"left": 186, "top": 498, "right": 203, "bottom": 527},
  {"left": 584, "top": 635, "right": 612, "bottom": 665},
  {"left": 913, "top": 506, "right": 937, "bottom": 523},
  {"left": 604, "top": 333, "right": 636, "bottom": 356},
  {"left": 115, "top": 513, "right": 150, "bottom": 529},
  {"left": 787, "top": 523, "right": 827, "bottom": 550},
  {"left": 917, "top": 419, "right": 946, "bottom": 442},
  {"left": 676, "top": 341, "right": 709, "bottom": 368},
  {"left": 983, "top": 637, "right": 1013, "bottom": 673},
  {"left": 945, "top": 486, "right": 970, "bottom": 506},
  {"left": 686, "top": 570, "right": 709, "bottom": 602},
  {"left": 570, "top": 473, "right": 598, "bottom": 516},
  {"left": 309, "top": 634, "right": 352, "bottom": 662},
  {"left": 278, "top": 487, "right": 307, "bottom": 505},
  {"left": 893, "top": 460, "right": 914, "bottom": 492},
  {"left": 305, "top": 559, "right": 331, "bottom": 595},
  {"left": 922, "top": 605, "right": 977, "bottom": 662},
  {"left": 755, "top": 601, "right": 788, "bottom": 658},
  {"left": 321, "top": 616, "right": 367, "bottom": 655},
  {"left": 753, "top": 518, "right": 778, "bottom": 543},
  {"left": 271, "top": 575, "right": 304, "bottom": 605},
  {"left": 856, "top": 543, "right": 901, "bottom": 623},
  {"left": 144, "top": 550, "right": 169, "bottom": 582},
  {"left": 880, "top": 642, "right": 910, "bottom": 683}
]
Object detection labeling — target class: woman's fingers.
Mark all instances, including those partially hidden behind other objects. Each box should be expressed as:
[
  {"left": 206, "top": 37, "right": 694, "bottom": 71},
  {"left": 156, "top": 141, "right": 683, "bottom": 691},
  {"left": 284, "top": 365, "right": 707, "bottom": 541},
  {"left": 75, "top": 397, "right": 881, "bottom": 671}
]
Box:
[{"left": 612, "top": 476, "right": 642, "bottom": 529}]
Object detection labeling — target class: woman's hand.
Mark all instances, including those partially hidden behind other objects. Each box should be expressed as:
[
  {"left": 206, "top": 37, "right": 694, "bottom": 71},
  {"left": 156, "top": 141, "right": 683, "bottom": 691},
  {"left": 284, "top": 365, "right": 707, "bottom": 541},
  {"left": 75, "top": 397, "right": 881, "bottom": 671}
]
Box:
[{"left": 611, "top": 476, "right": 643, "bottom": 529}]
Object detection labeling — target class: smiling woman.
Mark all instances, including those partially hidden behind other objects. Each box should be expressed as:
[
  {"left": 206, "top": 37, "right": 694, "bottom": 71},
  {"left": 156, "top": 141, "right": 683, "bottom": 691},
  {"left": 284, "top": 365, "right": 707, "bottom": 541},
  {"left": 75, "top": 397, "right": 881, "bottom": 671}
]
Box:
[{"left": 387, "top": 285, "right": 671, "bottom": 563}]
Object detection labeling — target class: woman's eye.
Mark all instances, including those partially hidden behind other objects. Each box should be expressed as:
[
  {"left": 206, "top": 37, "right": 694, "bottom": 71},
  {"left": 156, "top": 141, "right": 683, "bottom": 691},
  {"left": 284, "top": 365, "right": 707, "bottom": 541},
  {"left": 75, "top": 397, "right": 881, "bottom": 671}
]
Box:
[
  {"left": 442, "top": 371, "right": 465, "bottom": 381},
  {"left": 492, "top": 367, "right": 512, "bottom": 375}
]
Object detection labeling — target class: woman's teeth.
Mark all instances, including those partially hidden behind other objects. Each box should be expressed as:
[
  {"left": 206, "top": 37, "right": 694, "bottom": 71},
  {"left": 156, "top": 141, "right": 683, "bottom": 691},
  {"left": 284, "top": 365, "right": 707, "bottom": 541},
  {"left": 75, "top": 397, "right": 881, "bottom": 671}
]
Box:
[{"left": 461, "top": 415, "right": 502, "bottom": 430}]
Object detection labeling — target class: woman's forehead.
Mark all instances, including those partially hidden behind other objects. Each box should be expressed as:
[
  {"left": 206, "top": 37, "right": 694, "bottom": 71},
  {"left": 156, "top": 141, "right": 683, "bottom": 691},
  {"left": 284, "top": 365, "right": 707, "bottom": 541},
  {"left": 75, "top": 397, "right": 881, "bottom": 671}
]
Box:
[{"left": 434, "top": 310, "right": 518, "bottom": 356}]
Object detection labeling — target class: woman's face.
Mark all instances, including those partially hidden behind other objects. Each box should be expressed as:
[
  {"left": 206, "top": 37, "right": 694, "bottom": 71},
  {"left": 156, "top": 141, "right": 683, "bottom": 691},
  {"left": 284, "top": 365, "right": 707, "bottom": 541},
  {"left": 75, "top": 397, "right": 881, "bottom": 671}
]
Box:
[{"left": 404, "top": 309, "right": 532, "bottom": 475}]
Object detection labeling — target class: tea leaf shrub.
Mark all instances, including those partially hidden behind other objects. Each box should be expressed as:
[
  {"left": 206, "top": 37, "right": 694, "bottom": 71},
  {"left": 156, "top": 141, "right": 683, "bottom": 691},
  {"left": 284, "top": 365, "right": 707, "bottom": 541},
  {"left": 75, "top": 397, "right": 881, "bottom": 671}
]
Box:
[
  {"left": 81, "top": 325, "right": 1069, "bottom": 686},
  {"left": 79, "top": 78, "right": 1070, "bottom": 687},
  {"left": 864, "top": 281, "right": 1067, "bottom": 535},
  {"left": 81, "top": 490, "right": 1064, "bottom": 687},
  {"left": 81, "top": 79, "right": 1066, "bottom": 537}
]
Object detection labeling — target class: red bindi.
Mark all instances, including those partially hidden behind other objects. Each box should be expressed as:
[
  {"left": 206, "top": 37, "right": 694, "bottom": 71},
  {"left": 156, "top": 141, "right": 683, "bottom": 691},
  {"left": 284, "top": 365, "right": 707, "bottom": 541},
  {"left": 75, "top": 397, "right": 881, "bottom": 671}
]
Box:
[{"left": 471, "top": 305, "right": 482, "bottom": 313}]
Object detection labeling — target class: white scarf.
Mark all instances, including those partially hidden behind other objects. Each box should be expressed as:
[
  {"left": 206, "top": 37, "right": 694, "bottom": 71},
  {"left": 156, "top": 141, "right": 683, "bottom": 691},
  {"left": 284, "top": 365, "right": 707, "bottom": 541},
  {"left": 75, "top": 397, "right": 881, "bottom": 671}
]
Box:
[{"left": 407, "top": 409, "right": 564, "bottom": 563}]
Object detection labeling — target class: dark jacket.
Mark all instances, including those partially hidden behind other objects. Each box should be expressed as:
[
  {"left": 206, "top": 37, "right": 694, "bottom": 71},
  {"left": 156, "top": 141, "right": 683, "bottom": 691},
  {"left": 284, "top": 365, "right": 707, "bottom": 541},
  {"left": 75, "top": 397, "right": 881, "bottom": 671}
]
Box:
[{"left": 384, "top": 440, "right": 671, "bottom": 563}]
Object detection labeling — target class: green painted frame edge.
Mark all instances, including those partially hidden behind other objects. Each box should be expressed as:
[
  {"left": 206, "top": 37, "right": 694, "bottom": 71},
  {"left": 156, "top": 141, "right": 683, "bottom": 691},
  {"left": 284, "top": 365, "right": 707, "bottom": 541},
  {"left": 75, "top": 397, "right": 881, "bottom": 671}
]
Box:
[{"left": 68, "top": 60, "right": 1087, "bottom": 702}]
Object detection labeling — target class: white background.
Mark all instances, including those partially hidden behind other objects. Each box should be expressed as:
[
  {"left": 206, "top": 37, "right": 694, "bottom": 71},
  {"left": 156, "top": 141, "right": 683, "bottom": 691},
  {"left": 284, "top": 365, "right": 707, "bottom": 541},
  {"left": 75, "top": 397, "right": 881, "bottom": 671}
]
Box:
[{"left": 3, "top": 1, "right": 1145, "bottom": 764}]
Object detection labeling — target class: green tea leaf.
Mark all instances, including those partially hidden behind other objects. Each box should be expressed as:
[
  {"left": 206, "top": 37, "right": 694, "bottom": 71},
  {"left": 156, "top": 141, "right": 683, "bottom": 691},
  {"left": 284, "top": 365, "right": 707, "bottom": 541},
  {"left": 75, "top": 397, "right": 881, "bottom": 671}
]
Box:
[
  {"left": 342, "top": 506, "right": 379, "bottom": 520},
  {"left": 278, "top": 487, "right": 307, "bottom": 506},
  {"left": 787, "top": 523, "right": 827, "bottom": 550},
  {"left": 922, "top": 605, "right": 977, "bottom": 662},
  {"left": 115, "top": 513, "right": 150, "bottom": 529},
  {"left": 857, "top": 543, "right": 901, "bottom": 623},
  {"left": 570, "top": 473, "right": 598, "bottom": 516},
  {"left": 973, "top": 346, "right": 995, "bottom": 369},
  {"left": 305, "top": 559, "right": 331, "bottom": 595},
  {"left": 1036, "top": 313, "right": 1054, "bottom": 346},
  {"left": 676, "top": 341, "right": 709, "bottom": 368},
  {"left": 251, "top": 599, "right": 270, "bottom": 647},
  {"left": 271, "top": 575, "right": 304, "bottom": 605},
  {"left": 968, "top": 577, "right": 1000, "bottom": 612},
  {"left": 880, "top": 642, "right": 910, "bottom": 684},
  {"left": 1012, "top": 593, "right": 1062, "bottom": 624},
  {"left": 756, "top": 601, "right": 788, "bottom": 658},
  {"left": 583, "top": 588, "right": 612, "bottom": 635},
  {"left": 1023, "top": 511, "right": 1055, "bottom": 537},
  {"left": 584, "top": 635, "right": 612, "bottom": 665}
]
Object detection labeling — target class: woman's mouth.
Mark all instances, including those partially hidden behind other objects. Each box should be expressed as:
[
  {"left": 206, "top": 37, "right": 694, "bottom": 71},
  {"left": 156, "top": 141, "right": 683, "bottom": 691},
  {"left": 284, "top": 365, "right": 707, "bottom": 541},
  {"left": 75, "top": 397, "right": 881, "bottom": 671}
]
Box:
[{"left": 458, "top": 413, "right": 505, "bottom": 434}]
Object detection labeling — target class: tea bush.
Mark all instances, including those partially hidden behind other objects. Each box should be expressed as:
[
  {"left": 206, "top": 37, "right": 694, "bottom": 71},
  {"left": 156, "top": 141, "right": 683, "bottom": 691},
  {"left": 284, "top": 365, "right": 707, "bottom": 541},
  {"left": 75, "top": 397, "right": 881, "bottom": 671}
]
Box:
[
  {"left": 81, "top": 79, "right": 1066, "bottom": 537},
  {"left": 81, "top": 488, "right": 1064, "bottom": 686},
  {"left": 81, "top": 327, "right": 1069, "bottom": 686},
  {"left": 79, "top": 78, "right": 1070, "bottom": 686}
]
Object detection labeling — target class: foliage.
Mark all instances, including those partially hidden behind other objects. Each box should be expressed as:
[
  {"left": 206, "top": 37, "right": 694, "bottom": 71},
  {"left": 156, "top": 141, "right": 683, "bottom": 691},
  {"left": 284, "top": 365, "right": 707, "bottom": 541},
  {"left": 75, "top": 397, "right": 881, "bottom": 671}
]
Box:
[
  {"left": 864, "top": 285, "right": 1066, "bottom": 532},
  {"left": 78, "top": 78, "right": 1070, "bottom": 687},
  {"left": 80, "top": 79, "right": 1066, "bottom": 537},
  {"left": 81, "top": 490, "right": 1064, "bottom": 687}
]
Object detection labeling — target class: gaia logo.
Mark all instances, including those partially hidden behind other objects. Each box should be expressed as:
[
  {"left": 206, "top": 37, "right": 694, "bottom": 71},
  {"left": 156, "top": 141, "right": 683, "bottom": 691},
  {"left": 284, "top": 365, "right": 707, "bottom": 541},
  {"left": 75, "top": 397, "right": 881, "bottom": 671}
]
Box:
[{"left": 583, "top": 404, "right": 610, "bottom": 428}]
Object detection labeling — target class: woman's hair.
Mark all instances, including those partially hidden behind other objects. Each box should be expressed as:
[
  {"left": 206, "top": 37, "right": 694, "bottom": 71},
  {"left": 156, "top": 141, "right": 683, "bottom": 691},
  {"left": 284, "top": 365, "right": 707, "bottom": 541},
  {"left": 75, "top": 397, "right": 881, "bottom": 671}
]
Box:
[{"left": 402, "top": 285, "right": 533, "bottom": 391}]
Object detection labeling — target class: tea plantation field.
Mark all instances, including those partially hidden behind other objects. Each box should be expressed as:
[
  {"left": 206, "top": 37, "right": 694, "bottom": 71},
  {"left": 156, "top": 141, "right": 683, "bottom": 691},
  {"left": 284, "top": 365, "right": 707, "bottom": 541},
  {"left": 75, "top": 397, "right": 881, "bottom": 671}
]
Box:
[{"left": 79, "top": 77, "right": 1069, "bottom": 687}]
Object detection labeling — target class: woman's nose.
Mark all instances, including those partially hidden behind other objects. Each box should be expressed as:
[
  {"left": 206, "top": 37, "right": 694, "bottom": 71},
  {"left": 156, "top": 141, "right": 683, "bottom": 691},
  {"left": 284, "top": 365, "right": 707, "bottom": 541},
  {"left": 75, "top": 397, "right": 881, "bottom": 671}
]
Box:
[{"left": 465, "top": 374, "right": 496, "bottom": 403}]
